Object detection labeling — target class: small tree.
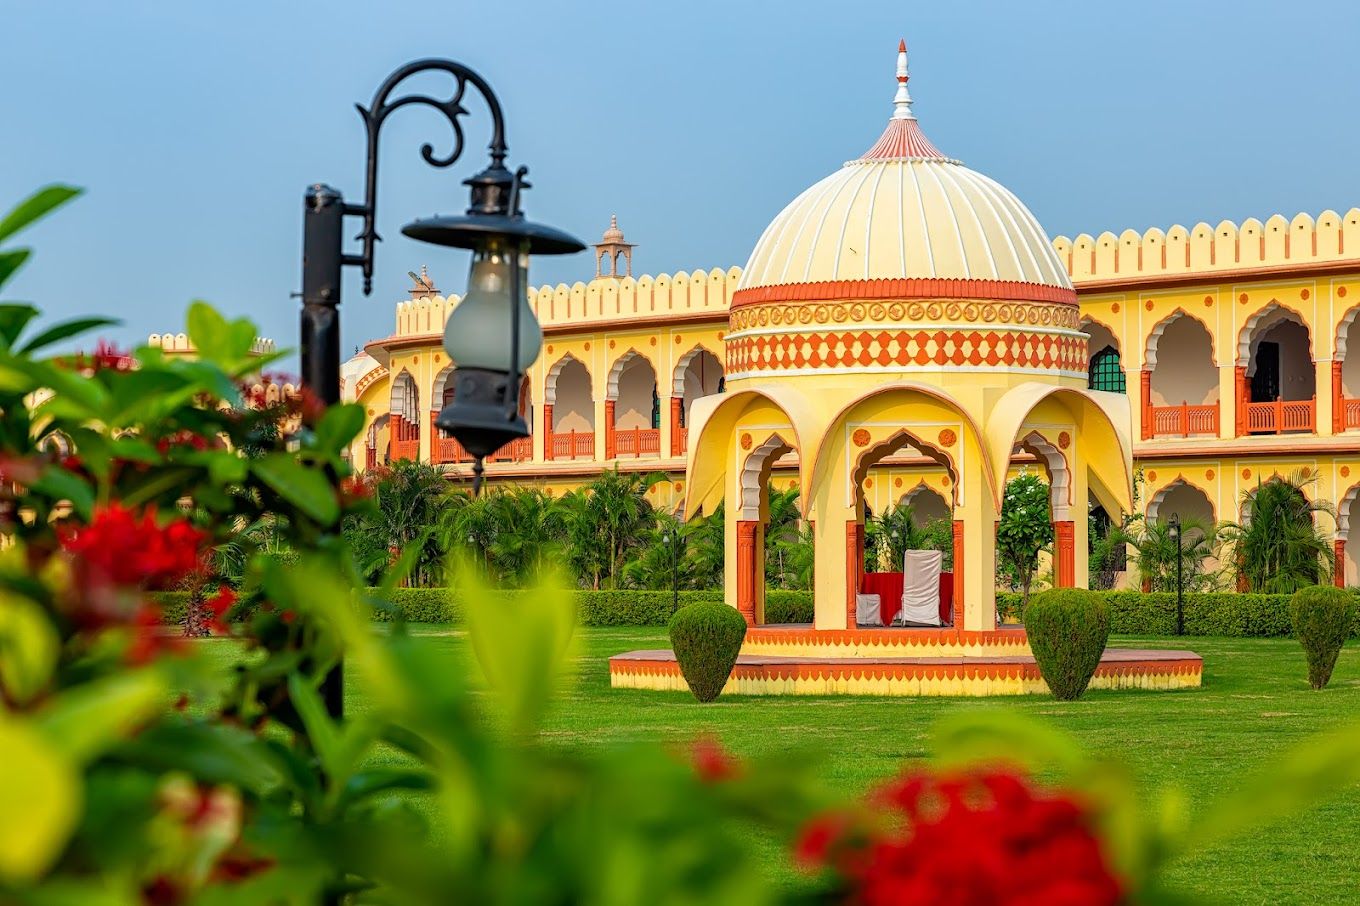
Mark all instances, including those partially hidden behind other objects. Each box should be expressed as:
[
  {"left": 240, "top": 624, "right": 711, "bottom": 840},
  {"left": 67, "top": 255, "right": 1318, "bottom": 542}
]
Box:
[
  {"left": 1225, "top": 470, "right": 1335, "bottom": 593},
  {"left": 763, "top": 484, "right": 803, "bottom": 589},
  {"left": 996, "top": 471, "right": 1053, "bottom": 605},
  {"left": 1127, "top": 515, "right": 1221, "bottom": 593}
]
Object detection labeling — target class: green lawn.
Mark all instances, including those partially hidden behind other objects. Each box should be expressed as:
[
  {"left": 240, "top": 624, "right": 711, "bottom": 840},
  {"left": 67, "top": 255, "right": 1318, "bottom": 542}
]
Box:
[{"left": 204, "top": 630, "right": 1360, "bottom": 904}]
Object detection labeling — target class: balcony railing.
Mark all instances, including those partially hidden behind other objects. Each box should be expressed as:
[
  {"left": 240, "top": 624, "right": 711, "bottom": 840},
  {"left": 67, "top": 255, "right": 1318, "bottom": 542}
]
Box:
[
  {"left": 1149, "top": 402, "right": 1219, "bottom": 438},
  {"left": 389, "top": 414, "right": 419, "bottom": 462},
  {"left": 432, "top": 432, "right": 533, "bottom": 465},
  {"left": 551, "top": 430, "right": 595, "bottom": 460},
  {"left": 614, "top": 427, "right": 660, "bottom": 457},
  {"left": 673, "top": 426, "right": 688, "bottom": 456},
  {"left": 1344, "top": 398, "right": 1360, "bottom": 432},
  {"left": 1245, "top": 397, "right": 1316, "bottom": 435}
]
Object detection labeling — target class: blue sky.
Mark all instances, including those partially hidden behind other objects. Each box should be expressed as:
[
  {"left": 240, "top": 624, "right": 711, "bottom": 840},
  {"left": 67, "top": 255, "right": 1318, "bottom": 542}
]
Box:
[{"left": 4, "top": 1, "right": 1359, "bottom": 361}]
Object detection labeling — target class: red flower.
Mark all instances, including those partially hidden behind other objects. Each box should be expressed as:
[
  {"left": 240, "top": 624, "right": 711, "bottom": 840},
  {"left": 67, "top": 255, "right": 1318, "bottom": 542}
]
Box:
[
  {"left": 690, "top": 737, "right": 740, "bottom": 783},
  {"left": 204, "top": 587, "right": 236, "bottom": 634},
  {"left": 795, "top": 812, "right": 853, "bottom": 868},
  {"left": 156, "top": 430, "right": 212, "bottom": 455},
  {"left": 799, "top": 768, "right": 1123, "bottom": 906},
  {"left": 126, "top": 603, "right": 185, "bottom": 664},
  {"left": 61, "top": 503, "right": 207, "bottom": 591}
]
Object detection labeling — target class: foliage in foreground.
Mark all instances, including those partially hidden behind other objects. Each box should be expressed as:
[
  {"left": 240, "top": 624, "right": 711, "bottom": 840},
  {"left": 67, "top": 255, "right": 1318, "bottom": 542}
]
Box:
[
  {"left": 1290, "top": 585, "right": 1357, "bottom": 689},
  {"left": 668, "top": 601, "right": 748, "bottom": 702},
  {"left": 1023, "top": 589, "right": 1111, "bottom": 700},
  {"left": 7, "top": 187, "right": 1360, "bottom": 904}
]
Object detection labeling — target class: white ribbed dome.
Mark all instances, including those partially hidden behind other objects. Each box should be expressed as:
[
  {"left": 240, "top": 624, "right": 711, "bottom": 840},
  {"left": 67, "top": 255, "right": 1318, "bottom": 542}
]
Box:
[{"left": 738, "top": 43, "right": 1071, "bottom": 295}]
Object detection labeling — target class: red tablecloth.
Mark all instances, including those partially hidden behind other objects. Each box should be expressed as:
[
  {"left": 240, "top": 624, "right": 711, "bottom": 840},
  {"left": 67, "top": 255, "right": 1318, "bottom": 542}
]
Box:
[{"left": 862, "top": 572, "right": 954, "bottom": 626}]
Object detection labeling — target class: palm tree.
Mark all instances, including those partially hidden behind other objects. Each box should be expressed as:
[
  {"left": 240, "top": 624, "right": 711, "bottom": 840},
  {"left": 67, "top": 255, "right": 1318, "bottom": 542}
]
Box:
[
  {"left": 685, "top": 502, "right": 725, "bottom": 588},
  {"left": 866, "top": 504, "right": 933, "bottom": 572},
  {"left": 622, "top": 512, "right": 695, "bottom": 590},
  {"left": 771, "top": 520, "right": 815, "bottom": 590},
  {"left": 346, "top": 460, "right": 450, "bottom": 585},
  {"left": 1223, "top": 469, "right": 1334, "bottom": 593},
  {"left": 485, "top": 487, "right": 563, "bottom": 585},
  {"left": 1126, "top": 515, "right": 1220, "bottom": 593},
  {"left": 763, "top": 485, "right": 802, "bottom": 588},
  {"left": 556, "top": 468, "right": 662, "bottom": 589}
]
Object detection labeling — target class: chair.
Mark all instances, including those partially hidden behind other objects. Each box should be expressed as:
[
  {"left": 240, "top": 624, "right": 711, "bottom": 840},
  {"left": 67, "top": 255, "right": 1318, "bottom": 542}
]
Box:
[
  {"left": 855, "top": 593, "right": 882, "bottom": 627},
  {"left": 898, "top": 549, "right": 944, "bottom": 626}
]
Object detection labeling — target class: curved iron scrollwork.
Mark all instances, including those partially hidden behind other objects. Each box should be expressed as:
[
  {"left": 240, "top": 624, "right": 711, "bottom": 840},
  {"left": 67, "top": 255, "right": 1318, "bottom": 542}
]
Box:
[{"left": 349, "top": 59, "right": 509, "bottom": 294}]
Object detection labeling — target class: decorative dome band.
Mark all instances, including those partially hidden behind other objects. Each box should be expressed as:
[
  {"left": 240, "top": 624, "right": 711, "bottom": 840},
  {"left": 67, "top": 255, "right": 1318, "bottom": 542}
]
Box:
[{"left": 731, "top": 277, "right": 1078, "bottom": 308}]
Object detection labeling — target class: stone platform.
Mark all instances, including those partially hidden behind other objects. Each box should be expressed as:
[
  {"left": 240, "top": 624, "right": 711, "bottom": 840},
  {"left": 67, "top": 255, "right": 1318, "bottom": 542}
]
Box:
[{"left": 609, "top": 625, "right": 1202, "bottom": 697}]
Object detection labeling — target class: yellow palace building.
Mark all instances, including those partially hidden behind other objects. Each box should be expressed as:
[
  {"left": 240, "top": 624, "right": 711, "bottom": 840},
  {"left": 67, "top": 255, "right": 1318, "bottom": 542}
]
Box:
[{"left": 344, "top": 41, "right": 1360, "bottom": 599}]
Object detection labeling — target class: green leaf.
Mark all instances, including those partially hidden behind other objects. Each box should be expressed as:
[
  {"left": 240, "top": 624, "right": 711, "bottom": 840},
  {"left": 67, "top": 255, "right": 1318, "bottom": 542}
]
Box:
[
  {"left": 35, "top": 669, "right": 166, "bottom": 765},
  {"left": 286, "top": 673, "right": 343, "bottom": 777},
  {"left": 185, "top": 300, "right": 258, "bottom": 365},
  {"left": 0, "top": 185, "right": 81, "bottom": 243},
  {"left": 340, "top": 767, "right": 437, "bottom": 808},
  {"left": 115, "top": 722, "right": 286, "bottom": 795},
  {"left": 17, "top": 316, "right": 120, "bottom": 355},
  {"left": 313, "top": 403, "right": 365, "bottom": 454},
  {"left": 0, "top": 717, "right": 81, "bottom": 883},
  {"left": 0, "top": 249, "right": 32, "bottom": 292},
  {"left": 252, "top": 455, "right": 339, "bottom": 525},
  {"left": 0, "top": 304, "right": 39, "bottom": 348},
  {"left": 0, "top": 594, "right": 60, "bottom": 705},
  {"left": 29, "top": 465, "right": 95, "bottom": 520}
]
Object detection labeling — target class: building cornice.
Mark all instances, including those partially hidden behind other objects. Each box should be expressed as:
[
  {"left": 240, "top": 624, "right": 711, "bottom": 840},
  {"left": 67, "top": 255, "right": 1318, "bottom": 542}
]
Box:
[{"left": 1073, "top": 258, "right": 1360, "bottom": 295}]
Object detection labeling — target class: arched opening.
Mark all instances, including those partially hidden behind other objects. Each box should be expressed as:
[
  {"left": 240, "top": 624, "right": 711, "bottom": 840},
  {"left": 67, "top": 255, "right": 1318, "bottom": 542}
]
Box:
[
  {"left": 1143, "top": 479, "right": 1220, "bottom": 591},
  {"left": 364, "top": 414, "right": 390, "bottom": 471},
  {"left": 1333, "top": 308, "right": 1360, "bottom": 432},
  {"left": 1144, "top": 312, "right": 1218, "bottom": 438},
  {"left": 388, "top": 371, "right": 420, "bottom": 462},
  {"left": 1239, "top": 305, "right": 1316, "bottom": 435},
  {"left": 545, "top": 355, "right": 594, "bottom": 460},
  {"left": 853, "top": 432, "right": 957, "bottom": 628},
  {"left": 734, "top": 433, "right": 798, "bottom": 625},
  {"left": 1338, "top": 484, "right": 1359, "bottom": 587},
  {"left": 430, "top": 364, "right": 462, "bottom": 464},
  {"left": 607, "top": 351, "right": 659, "bottom": 458},
  {"left": 672, "top": 347, "right": 724, "bottom": 455},
  {"left": 1083, "top": 320, "right": 1125, "bottom": 393}
]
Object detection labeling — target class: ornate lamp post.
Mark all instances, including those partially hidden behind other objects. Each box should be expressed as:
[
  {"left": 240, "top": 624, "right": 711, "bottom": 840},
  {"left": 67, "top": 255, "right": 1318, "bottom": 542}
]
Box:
[
  {"left": 300, "top": 59, "right": 584, "bottom": 715},
  {"left": 662, "top": 528, "right": 681, "bottom": 613},
  {"left": 1168, "top": 513, "right": 1184, "bottom": 635}
]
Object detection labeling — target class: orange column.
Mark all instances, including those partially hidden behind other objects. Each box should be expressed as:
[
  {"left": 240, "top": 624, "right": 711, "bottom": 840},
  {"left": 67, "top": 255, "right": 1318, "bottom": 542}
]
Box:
[
  {"left": 604, "top": 399, "right": 617, "bottom": 459},
  {"left": 1333, "top": 361, "right": 1345, "bottom": 434},
  {"left": 542, "top": 403, "right": 554, "bottom": 461},
  {"left": 1140, "top": 369, "right": 1153, "bottom": 440},
  {"left": 1234, "top": 365, "right": 1248, "bottom": 436},
  {"left": 951, "top": 519, "right": 964, "bottom": 628},
  {"left": 736, "top": 520, "right": 758, "bottom": 625},
  {"left": 1054, "top": 520, "right": 1075, "bottom": 588},
  {"left": 845, "top": 520, "right": 864, "bottom": 628},
  {"left": 1335, "top": 539, "right": 1347, "bottom": 588}
]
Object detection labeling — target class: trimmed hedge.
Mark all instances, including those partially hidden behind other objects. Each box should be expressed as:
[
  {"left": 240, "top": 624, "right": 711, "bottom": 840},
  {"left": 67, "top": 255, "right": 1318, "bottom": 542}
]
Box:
[
  {"left": 1290, "top": 586, "right": 1357, "bottom": 689},
  {"left": 1023, "top": 589, "right": 1110, "bottom": 700},
  {"left": 999, "top": 589, "right": 1360, "bottom": 638},
  {"left": 668, "top": 602, "right": 748, "bottom": 702}
]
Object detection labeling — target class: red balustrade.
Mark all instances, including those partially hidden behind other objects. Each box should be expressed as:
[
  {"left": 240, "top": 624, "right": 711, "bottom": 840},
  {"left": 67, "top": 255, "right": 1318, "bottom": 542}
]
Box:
[
  {"left": 1344, "top": 398, "right": 1360, "bottom": 432},
  {"left": 674, "top": 426, "right": 688, "bottom": 455},
  {"left": 1148, "top": 402, "right": 1219, "bottom": 438},
  {"left": 389, "top": 414, "right": 419, "bottom": 462},
  {"left": 614, "top": 427, "right": 660, "bottom": 457},
  {"left": 1245, "top": 397, "right": 1316, "bottom": 435},
  {"left": 551, "top": 430, "right": 594, "bottom": 460}
]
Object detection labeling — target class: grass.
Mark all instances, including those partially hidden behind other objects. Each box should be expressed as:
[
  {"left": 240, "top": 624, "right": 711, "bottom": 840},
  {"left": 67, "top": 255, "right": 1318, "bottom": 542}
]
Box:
[{"left": 202, "top": 629, "right": 1360, "bottom": 904}]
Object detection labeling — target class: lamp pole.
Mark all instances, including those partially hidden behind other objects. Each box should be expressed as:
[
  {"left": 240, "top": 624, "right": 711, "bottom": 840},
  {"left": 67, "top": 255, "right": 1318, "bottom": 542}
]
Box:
[
  {"left": 1169, "top": 513, "right": 1183, "bottom": 636},
  {"left": 299, "top": 59, "right": 583, "bottom": 717},
  {"left": 663, "top": 529, "right": 680, "bottom": 612}
]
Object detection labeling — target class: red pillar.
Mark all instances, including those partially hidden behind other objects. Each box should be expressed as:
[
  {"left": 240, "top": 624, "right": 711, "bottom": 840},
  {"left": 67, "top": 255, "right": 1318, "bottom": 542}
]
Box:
[
  {"left": 846, "top": 520, "right": 864, "bottom": 629},
  {"left": 1140, "top": 369, "right": 1153, "bottom": 440},
  {"left": 1234, "top": 365, "right": 1248, "bottom": 436},
  {"left": 670, "top": 396, "right": 683, "bottom": 456},
  {"left": 736, "top": 520, "right": 758, "bottom": 625},
  {"left": 542, "top": 403, "right": 554, "bottom": 461},
  {"left": 604, "top": 399, "right": 617, "bottom": 459},
  {"left": 951, "top": 519, "right": 964, "bottom": 628},
  {"left": 1335, "top": 539, "right": 1347, "bottom": 588},
  {"left": 1334, "top": 361, "right": 1345, "bottom": 434},
  {"left": 1054, "top": 520, "right": 1076, "bottom": 588}
]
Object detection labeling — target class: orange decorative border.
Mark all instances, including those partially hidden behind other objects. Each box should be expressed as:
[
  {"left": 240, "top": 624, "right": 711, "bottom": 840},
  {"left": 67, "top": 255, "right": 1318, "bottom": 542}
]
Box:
[
  {"left": 725, "top": 329, "right": 1086, "bottom": 375},
  {"left": 731, "top": 278, "right": 1078, "bottom": 308},
  {"left": 729, "top": 298, "right": 1081, "bottom": 332}
]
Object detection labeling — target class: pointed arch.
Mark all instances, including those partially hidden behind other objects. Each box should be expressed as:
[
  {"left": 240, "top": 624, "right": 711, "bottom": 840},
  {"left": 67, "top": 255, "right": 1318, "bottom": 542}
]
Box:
[
  {"left": 1238, "top": 300, "right": 1312, "bottom": 367},
  {"left": 1016, "top": 430, "right": 1071, "bottom": 518},
  {"left": 1145, "top": 308, "right": 1216, "bottom": 368},
  {"left": 672, "top": 344, "right": 724, "bottom": 395},
  {"left": 1146, "top": 476, "right": 1216, "bottom": 525},
  {"left": 544, "top": 352, "right": 587, "bottom": 405},
  {"left": 606, "top": 349, "right": 656, "bottom": 400},
  {"left": 431, "top": 363, "right": 456, "bottom": 410}
]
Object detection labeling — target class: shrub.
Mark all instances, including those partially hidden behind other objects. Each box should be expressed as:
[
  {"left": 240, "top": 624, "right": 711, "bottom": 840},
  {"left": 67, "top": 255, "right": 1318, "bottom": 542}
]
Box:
[
  {"left": 1290, "top": 585, "right": 1357, "bottom": 689},
  {"left": 668, "top": 602, "right": 748, "bottom": 702},
  {"left": 1023, "top": 589, "right": 1111, "bottom": 700},
  {"left": 764, "top": 590, "right": 814, "bottom": 624}
]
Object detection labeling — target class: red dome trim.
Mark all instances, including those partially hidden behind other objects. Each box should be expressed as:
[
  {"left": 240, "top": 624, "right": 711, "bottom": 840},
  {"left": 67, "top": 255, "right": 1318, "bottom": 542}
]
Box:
[
  {"left": 859, "top": 117, "right": 948, "bottom": 161},
  {"left": 732, "top": 277, "right": 1078, "bottom": 308}
]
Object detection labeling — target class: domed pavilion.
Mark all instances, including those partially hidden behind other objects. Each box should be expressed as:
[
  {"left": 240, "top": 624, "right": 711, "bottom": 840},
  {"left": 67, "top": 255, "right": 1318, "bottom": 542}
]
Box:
[{"left": 610, "top": 42, "right": 1201, "bottom": 695}]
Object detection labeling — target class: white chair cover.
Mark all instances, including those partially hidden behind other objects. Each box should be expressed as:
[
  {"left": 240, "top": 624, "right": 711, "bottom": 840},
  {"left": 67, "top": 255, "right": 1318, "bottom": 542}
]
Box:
[
  {"left": 855, "top": 594, "right": 882, "bottom": 627},
  {"left": 899, "top": 550, "right": 943, "bottom": 626}
]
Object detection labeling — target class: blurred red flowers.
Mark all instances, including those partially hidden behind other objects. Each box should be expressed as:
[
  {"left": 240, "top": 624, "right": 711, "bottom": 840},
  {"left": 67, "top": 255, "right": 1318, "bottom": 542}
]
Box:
[
  {"left": 60, "top": 502, "right": 207, "bottom": 591},
  {"left": 796, "top": 768, "right": 1123, "bottom": 906},
  {"left": 690, "top": 737, "right": 740, "bottom": 783}
]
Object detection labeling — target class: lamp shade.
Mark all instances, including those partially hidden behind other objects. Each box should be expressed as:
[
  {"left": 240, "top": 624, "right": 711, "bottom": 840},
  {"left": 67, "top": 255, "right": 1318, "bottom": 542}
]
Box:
[{"left": 441, "top": 239, "right": 541, "bottom": 372}]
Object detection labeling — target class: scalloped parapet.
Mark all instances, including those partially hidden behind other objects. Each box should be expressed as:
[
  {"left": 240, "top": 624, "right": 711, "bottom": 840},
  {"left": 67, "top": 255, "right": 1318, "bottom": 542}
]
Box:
[
  {"left": 1052, "top": 209, "right": 1360, "bottom": 283},
  {"left": 391, "top": 267, "right": 743, "bottom": 337},
  {"left": 146, "top": 333, "right": 277, "bottom": 356}
]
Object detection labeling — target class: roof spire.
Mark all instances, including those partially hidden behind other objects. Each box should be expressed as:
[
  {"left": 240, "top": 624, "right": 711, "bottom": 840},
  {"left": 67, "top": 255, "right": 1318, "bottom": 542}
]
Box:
[{"left": 892, "top": 38, "right": 914, "bottom": 121}]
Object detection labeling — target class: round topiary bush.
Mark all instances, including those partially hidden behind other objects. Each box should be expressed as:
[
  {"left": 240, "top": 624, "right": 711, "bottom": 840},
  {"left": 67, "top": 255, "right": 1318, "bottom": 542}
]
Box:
[
  {"left": 1023, "top": 589, "right": 1111, "bottom": 701},
  {"left": 668, "top": 602, "right": 748, "bottom": 702},
  {"left": 1289, "top": 585, "right": 1356, "bottom": 690}
]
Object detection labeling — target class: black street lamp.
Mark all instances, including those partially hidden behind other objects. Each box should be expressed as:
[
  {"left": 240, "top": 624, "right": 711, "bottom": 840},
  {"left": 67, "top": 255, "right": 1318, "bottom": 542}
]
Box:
[
  {"left": 299, "top": 59, "right": 584, "bottom": 716},
  {"left": 1168, "top": 513, "right": 1184, "bottom": 636},
  {"left": 662, "top": 528, "right": 681, "bottom": 613}
]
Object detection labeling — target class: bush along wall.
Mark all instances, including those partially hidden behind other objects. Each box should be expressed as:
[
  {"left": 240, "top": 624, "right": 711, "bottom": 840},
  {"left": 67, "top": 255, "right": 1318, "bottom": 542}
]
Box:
[{"left": 998, "top": 590, "right": 1360, "bottom": 638}]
